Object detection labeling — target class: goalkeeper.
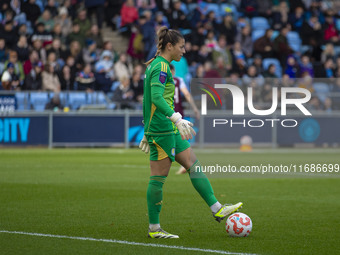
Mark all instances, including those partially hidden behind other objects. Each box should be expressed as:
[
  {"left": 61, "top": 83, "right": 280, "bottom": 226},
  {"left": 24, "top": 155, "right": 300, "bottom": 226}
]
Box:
[{"left": 140, "top": 26, "right": 243, "bottom": 239}]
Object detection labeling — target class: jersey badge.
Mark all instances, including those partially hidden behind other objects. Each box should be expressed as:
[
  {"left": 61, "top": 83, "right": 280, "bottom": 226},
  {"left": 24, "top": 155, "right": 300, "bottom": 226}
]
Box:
[{"left": 159, "top": 71, "right": 167, "bottom": 84}]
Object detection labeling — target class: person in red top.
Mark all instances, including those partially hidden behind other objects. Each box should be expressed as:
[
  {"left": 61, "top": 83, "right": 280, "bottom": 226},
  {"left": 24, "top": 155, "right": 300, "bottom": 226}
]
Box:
[
  {"left": 120, "top": 0, "right": 139, "bottom": 28},
  {"left": 170, "top": 64, "right": 200, "bottom": 174}
]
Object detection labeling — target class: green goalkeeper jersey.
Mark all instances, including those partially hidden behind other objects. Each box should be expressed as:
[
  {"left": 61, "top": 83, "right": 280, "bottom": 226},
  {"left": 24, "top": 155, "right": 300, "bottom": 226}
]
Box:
[{"left": 143, "top": 56, "right": 176, "bottom": 136}]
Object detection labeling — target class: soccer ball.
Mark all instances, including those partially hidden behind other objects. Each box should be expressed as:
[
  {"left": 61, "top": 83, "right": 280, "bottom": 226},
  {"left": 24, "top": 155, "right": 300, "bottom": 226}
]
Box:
[{"left": 226, "top": 213, "right": 252, "bottom": 237}]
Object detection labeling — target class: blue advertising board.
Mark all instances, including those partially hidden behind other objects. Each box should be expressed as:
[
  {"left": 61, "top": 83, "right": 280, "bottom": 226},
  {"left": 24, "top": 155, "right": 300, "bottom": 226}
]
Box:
[{"left": 0, "top": 116, "right": 48, "bottom": 145}]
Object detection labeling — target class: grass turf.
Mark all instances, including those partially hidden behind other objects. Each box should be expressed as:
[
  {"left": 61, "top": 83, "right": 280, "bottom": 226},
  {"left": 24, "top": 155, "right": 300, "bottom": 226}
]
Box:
[{"left": 0, "top": 148, "right": 339, "bottom": 255}]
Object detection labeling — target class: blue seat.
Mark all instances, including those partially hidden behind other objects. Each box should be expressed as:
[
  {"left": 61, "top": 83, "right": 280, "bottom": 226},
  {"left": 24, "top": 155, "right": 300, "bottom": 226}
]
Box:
[
  {"left": 68, "top": 92, "right": 87, "bottom": 110},
  {"left": 263, "top": 58, "right": 282, "bottom": 78},
  {"left": 220, "top": 3, "right": 238, "bottom": 20},
  {"left": 30, "top": 92, "right": 49, "bottom": 111},
  {"left": 287, "top": 31, "right": 301, "bottom": 52},
  {"left": 15, "top": 92, "right": 30, "bottom": 111},
  {"left": 87, "top": 92, "right": 107, "bottom": 105},
  {"left": 252, "top": 29, "right": 266, "bottom": 41},
  {"left": 336, "top": 18, "right": 340, "bottom": 31},
  {"left": 313, "top": 82, "right": 330, "bottom": 103},
  {"left": 251, "top": 17, "right": 270, "bottom": 31}
]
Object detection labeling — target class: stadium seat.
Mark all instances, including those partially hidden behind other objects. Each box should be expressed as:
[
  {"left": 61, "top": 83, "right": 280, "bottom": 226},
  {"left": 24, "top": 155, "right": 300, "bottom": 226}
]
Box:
[
  {"left": 252, "top": 29, "right": 265, "bottom": 42},
  {"left": 336, "top": 18, "right": 340, "bottom": 31},
  {"left": 301, "top": 45, "right": 312, "bottom": 54},
  {"left": 87, "top": 92, "right": 108, "bottom": 105},
  {"left": 251, "top": 17, "right": 270, "bottom": 31},
  {"left": 68, "top": 92, "right": 87, "bottom": 110},
  {"left": 15, "top": 92, "right": 30, "bottom": 111},
  {"left": 287, "top": 31, "right": 301, "bottom": 52},
  {"left": 333, "top": 46, "right": 340, "bottom": 56},
  {"left": 220, "top": 3, "right": 238, "bottom": 20},
  {"left": 30, "top": 92, "right": 49, "bottom": 111},
  {"left": 313, "top": 82, "right": 330, "bottom": 103},
  {"left": 263, "top": 58, "right": 282, "bottom": 78}
]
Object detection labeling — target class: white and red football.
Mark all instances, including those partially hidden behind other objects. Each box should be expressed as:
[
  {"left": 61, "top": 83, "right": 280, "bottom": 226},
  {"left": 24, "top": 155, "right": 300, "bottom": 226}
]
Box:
[{"left": 226, "top": 213, "right": 252, "bottom": 237}]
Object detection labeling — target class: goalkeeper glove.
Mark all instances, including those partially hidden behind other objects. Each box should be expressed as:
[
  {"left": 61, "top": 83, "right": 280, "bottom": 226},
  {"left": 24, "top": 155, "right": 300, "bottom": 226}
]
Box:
[
  {"left": 169, "top": 112, "right": 196, "bottom": 140},
  {"left": 139, "top": 135, "right": 150, "bottom": 154}
]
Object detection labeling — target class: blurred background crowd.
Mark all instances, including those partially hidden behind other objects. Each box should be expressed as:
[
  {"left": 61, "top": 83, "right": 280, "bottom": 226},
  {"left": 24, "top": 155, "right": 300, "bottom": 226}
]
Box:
[{"left": 1, "top": 0, "right": 340, "bottom": 111}]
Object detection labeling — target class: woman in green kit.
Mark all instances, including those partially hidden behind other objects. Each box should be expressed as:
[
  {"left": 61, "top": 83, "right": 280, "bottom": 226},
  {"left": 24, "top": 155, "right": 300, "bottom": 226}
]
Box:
[{"left": 139, "top": 26, "right": 243, "bottom": 238}]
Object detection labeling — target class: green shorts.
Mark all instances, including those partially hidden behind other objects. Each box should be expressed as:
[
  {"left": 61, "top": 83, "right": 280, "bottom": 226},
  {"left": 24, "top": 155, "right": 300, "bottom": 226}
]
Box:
[{"left": 146, "top": 133, "right": 190, "bottom": 162}]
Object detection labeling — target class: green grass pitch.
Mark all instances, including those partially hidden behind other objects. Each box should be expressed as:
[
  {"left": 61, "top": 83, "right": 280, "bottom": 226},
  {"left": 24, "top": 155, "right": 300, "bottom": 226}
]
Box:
[{"left": 0, "top": 148, "right": 339, "bottom": 255}]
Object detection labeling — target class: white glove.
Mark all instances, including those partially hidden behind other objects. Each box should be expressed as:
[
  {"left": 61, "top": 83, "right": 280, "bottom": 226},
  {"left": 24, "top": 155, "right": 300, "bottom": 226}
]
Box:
[
  {"left": 139, "top": 135, "right": 150, "bottom": 154},
  {"left": 169, "top": 112, "right": 196, "bottom": 140}
]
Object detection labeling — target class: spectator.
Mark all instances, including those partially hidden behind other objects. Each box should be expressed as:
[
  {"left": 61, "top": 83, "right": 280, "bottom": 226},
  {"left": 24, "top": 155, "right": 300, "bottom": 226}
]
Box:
[
  {"left": 64, "top": 40, "right": 83, "bottom": 70},
  {"left": 272, "top": 1, "right": 289, "bottom": 30},
  {"left": 240, "top": 0, "right": 258, "bottom": 17},
  {"left": 54, "top": 6, "right": 72, "bottom": 38},
  {"left": 203, "top": 61, "right": 221, "bottom": 78},
  {"left": 204, "top": 30, "right": 218, "bottom": 52},
  {"left": 263, "top": 63, "right": 278, "bottom": 79},
  {"left": 299, "top": 55, "right": 314, "bottom": 77},
  {"left": 112, "top": 76, "right": 134, "bottom": 109},
  {"left": 236, "top": 25, "right": 253, "bottom": 58},
  {"left": 300, "top": 15, "right": 323, "bottom": 46},
  {"left": 45, "top": 0, "right": 58, "bottom": 18},
  {"left": 323, "top": 14, "right": 339, "bottom": 44},
  {"left": 284, "top": 55, "right": 300, "bottom": 79},
  {"left": 42, "top": 62, "right": 61, "bottom": 92},
  {"left": 273, "top": 25, "right": 293, "bottom": 65},
  {"left": 31, "top": 22, "right": 53, "bottom": 46},
  {"left": 253, "top": 29, "right": 274, "bottom": 59},
  {"left": 288, "top": 6, "right": 305, "bottom": 32},
  {"left": 23, "top": 61, "right": 43, "bottom": 90},
  {"left": 188, "top": 26, "right": 206, "bottom": 51},
  {"left": 82, "top": 40, "right": 100, "bottom": 66},
  {"left": 46, "top": 51, "right": 61, "bottom": 72},
  {"left": 46, "top": 38, "right": 64, "bottom": 67},
  {"left": 45, "top": 93, "right": 64, "bottom": 111},
  {"left": 212, "top": 35, "right": 233, "bottom": 73},
  {"left": 104, "top": 0, "right": 124, "bottom": 30},
  {"left": 321, "top": 43, "right": 336, "bottom": 63},
  {"left": 87, "top": 24, "right": 104, "bottom": 49},
  {"left": 1, "top": 62, "right": 20, "bottom": 90},
  {"left": 58, "top": 64, "right": 74, "bottom": 91},
  {"left": 120, "top": 0, "right": 139, "bottom": 32},
  {"left": 76, "top": 63, "right": 95, "bottom": 92},
  {"left": 257, "top": 0, "right": 273, "bottom": 18},
  {"left": 21, "top": 0, "right": 41, "bottom": 25},
  {"left": 114, "top": 53, "right": 133, "bottom": 81},
  {"left": 0, "top": 38, "right": 7, "bottom": 64},
  {"left": 102, "top": 41, "right": 118, "bottom": 62},
  {"left": 74, "top": 8, "right": 91, "bottom": 37},
  {"left": 67, "top": 23, "right": 86, "bottom": 48},
  {"left": 218, "top": 14, "right": 237, "bottom": 46},
  {"left": 94, "top": 50, "right": 115, "bottom": 92},
  {"left": 154, "top": 11, "right": 169, "bottom": 27},
  {"left": 253, "top": 54, "right": 264, "bottom": 75},
  {"left": 242, "top": 65, "right": 265, "bottom": 87},
  {"left": 130, "top": 70, "right": 143, "bottom": 104},
  {"left": 36, "top": 10, "right": 55, "bottom": 32},
  {"left": 196, "top": 45, "right": 212, "bottom": 65},
  {"left": 232, "top": 41, "right": 246, "bottom": 68},
  {"left": 10, "top": 0, "right": 27, "bottom": 26},
  {"left": 85, "top": 0, "right": 105, "bottom": 29},
  {"left": 167, "top": 0, "right": 190, "bottom": 29},
  {"left": 4, "top": 50, "right": 24, "bottom": 84},
  {"left": 52, "top": 23, "right": 67, "bottom": 47},
  {"left": 14, "top": 35, "right": 29, "bottom": 62},
  {"left": 139, "top": 11, "right": 155, "bottom": 59},
  {"left": 24, "top": 50, "right": 40, "bottom": 75},
  {"left": 0, "top": 20, "right": 18, "bottom": 49},
  {"left": 31, "top": 39, "right": 47, "bottom": 64}
]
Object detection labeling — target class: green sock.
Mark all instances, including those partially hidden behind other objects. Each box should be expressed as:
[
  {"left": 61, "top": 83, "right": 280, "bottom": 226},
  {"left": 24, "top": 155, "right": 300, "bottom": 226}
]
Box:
[
  {"left": 187, "top": 160, "right": 218, "bottom": 207},
  {"left": 147, "top": 175, "right": 166, "bottom": 224}
]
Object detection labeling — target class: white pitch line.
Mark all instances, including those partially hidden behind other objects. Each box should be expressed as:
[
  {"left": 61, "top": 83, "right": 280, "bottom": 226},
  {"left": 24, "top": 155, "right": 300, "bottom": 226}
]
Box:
[{"left": 0, "top": 230, "right": 257, "bottom": 255}]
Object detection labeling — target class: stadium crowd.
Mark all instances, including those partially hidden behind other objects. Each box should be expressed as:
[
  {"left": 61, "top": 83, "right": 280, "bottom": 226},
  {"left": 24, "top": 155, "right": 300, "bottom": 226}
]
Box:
[{"left": 1, "top": 0, "right": 340, "bottom": 111}]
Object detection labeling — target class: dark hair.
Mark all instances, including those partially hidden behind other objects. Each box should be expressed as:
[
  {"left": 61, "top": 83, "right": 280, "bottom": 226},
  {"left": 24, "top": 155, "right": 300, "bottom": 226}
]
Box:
[{"left": 145, "top": 26, "right": 183, "bottom": 66}]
